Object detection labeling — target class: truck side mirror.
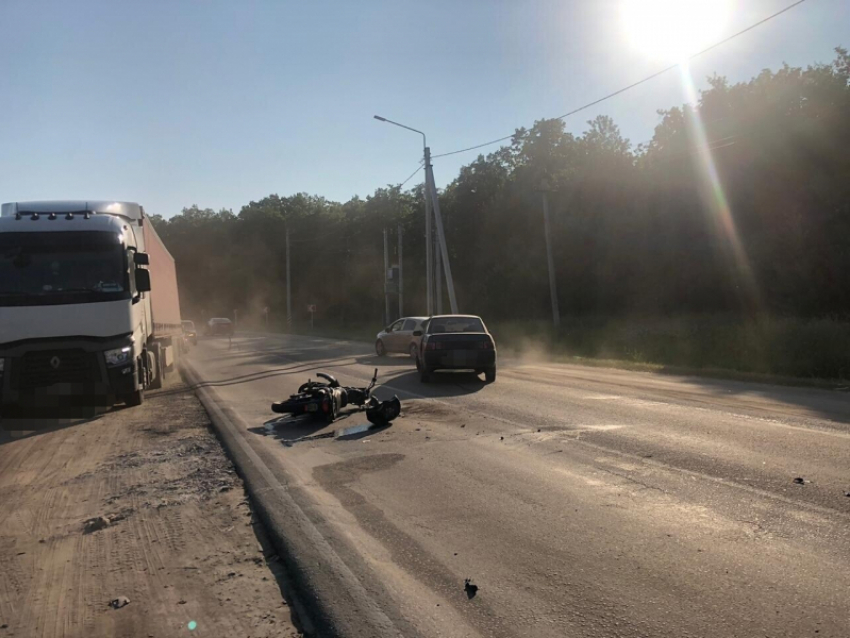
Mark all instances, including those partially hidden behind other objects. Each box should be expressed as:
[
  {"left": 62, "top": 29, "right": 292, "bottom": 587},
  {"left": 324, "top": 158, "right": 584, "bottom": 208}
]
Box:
[
  {"left": 413, "top": 330, "right": 423, "bottom": 337},
  {"left": 135, "top": 269, "right": 151, "bottom": 292},
  {"left": 133, "top": 252, "right": 150, "bottom": 265}
]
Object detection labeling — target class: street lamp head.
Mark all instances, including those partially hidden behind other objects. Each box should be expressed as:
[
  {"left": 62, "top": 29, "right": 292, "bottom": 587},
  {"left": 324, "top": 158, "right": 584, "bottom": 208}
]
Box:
[{"left": 373, "top": 115, "right": 387, "bottom": 122}]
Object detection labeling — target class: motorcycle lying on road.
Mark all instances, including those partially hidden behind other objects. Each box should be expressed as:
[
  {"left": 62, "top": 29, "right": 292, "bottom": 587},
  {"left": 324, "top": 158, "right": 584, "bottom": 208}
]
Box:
[{"left": 271, "top": 368, "right": 401, "bottom": 425}]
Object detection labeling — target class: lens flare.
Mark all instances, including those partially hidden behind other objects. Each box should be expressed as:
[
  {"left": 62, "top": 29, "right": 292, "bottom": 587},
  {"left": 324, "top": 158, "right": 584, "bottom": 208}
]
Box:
[
  {"left": 678, "top": 62, "right": 761, "bottom": 310},
  {"left": 622, "top": 0, "right": 731, "bottom": 63}
]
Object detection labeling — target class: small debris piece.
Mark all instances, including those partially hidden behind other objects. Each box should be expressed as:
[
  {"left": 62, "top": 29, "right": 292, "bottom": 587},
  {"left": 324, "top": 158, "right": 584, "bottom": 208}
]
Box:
[
  {"left": 178, "top": 600, "right": 187, "bottom": 605},
  {"left": 844, "top": 491, "right": 850, "bottom": 497},
  {"left": 500, "top": 436, "right": 504, "bottom": 441},
  {"left": 109, "top": 596, "right": 130, "bottom": 609},
  {"left": 84, "top": 516, "right": 110, "bottom": 534},
  {"left": 793, "top": 477, "right": 806, "bottom": 485},
  {"left": 464, "top": 578, "right": 479, "bottom": 600}
]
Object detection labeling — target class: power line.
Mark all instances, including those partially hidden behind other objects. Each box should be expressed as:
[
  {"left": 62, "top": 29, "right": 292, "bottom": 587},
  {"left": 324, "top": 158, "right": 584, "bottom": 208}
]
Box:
[
  {"left": 432, "top": 0, "right": 809, "bottom": 160},
  {"left": 399, "top": 162, "right": 424, "bottom": 187}
]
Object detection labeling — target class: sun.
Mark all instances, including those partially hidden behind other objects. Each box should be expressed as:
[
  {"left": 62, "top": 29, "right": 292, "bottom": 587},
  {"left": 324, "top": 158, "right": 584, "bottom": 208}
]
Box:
[{"left": 621, "top": 0, "right": 731, "bottom": 63}]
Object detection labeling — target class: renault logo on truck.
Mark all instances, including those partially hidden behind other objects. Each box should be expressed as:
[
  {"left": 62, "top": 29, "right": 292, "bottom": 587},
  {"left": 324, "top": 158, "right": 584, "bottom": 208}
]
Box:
[{"left": 50, "top": 356, "right": 61, "bottom": 369}]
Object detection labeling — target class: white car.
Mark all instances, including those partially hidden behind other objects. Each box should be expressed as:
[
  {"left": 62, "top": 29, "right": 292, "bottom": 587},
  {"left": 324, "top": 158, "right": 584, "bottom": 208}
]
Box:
[{"left": 375, "top": 316, "right": 427, "bottom": 357}]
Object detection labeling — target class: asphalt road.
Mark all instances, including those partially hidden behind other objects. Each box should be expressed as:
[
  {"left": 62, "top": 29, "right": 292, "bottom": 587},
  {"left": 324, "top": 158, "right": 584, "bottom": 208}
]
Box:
[{"left": 188, "top": 332, "right": 850, "bottom": 638}]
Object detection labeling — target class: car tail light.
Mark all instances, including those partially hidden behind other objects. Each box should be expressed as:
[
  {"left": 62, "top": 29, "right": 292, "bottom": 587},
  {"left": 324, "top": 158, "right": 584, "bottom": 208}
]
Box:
[
  {"left": 322, "top": 398, "right": 330, "bottom": 412},
  {"left": 480, "top": 340, "right": 493, "bottom": 349},
  {"left": 426, "top": 341, "right": 437, "bottom": 351}
]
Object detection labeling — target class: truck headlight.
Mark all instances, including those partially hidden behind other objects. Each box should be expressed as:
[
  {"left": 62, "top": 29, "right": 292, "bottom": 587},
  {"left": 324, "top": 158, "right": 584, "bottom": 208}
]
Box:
[{"left": 104, "top": 347, "right": 133, "bottom": 368}]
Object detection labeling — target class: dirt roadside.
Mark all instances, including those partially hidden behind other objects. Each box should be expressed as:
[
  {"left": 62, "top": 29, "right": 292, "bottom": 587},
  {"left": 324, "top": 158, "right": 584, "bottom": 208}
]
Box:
[{"left": 0, "top": 377, "right": 300, "bottom": 638}]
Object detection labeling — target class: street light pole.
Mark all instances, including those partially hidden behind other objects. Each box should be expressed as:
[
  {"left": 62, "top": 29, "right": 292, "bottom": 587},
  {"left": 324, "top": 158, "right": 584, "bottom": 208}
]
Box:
[
  {"left": 374, "top": 115, "right": 433, "bottom": 315},
  {"left": 397, "top": 223, "right": 404, "bottom": 318},
  {"left": 425, "top": 166, "right": 458, "bottom": 313},
  {"left": 285, "top": 227, "right": 292, "bottom": 330},
  {"left": 383, "top": 227, "right": 391, "bottom": 325},
  {"left": 424, "top": 146, "right": 433, "bottom": 314}
]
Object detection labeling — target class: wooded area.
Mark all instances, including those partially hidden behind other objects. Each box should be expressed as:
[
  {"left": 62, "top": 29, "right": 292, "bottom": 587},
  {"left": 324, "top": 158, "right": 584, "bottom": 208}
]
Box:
[{"left": 152, "top": 49, "right": 850, "bottom": 376}]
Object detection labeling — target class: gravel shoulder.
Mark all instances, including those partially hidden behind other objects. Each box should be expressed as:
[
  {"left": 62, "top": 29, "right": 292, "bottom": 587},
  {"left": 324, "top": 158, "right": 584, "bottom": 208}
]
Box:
[{"left": 0, "top": 375, "right": 300, "bottom": 638}]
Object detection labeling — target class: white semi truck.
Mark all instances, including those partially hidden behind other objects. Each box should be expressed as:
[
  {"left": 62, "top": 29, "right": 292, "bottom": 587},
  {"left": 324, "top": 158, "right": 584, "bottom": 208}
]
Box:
[{"left": 0, "top": 201, "right": 182, "bottom": 417}]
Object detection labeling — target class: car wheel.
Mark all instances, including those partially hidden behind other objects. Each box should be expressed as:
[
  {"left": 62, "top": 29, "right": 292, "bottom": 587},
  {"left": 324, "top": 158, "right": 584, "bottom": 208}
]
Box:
[
  {"left": 122, "top": 390, "right": 144, "bottom": 407},
  {"left": 375, "top": 340, "right": 386, "bottom": 357},
  {"left": 409, "top": 344, "right": 418, "bottom": 359},
  {"left": 485, "top": 366, "right": 497, "bottom": 383}
]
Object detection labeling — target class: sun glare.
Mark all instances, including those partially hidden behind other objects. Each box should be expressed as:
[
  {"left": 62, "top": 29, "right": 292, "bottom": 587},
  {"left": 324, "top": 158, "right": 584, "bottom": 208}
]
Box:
[{"left": 622, "top": 0, "right": 731, "bottom": 63}]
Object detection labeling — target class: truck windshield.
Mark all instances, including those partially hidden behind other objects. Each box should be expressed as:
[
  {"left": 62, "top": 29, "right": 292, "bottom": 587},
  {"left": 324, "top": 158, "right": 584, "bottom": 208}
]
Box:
[{"left": 0, "top": 231, "right": 129, "bottom": 307}]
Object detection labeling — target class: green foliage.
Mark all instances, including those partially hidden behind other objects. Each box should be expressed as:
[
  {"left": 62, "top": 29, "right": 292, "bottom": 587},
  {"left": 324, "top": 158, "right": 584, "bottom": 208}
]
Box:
[{"left": 152, "top": 49, "right": 850, "bottom": 377}]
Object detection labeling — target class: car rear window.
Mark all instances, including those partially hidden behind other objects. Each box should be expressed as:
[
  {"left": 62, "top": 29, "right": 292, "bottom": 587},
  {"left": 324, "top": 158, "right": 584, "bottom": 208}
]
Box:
[{"left": 428, "top": 317, "right": 485, "bottom": 334}]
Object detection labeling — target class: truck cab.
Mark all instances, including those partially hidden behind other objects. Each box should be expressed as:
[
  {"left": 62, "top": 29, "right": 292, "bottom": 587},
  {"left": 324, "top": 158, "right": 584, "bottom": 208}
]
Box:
[{"left": 0, "top": 201, "right": 181, "bottom": 417}]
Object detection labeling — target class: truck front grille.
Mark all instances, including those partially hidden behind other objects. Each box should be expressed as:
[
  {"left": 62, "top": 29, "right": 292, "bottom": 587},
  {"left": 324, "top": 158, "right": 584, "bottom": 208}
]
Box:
[{"left": 15, "top": 349, "right": 99, "bottom": 390}]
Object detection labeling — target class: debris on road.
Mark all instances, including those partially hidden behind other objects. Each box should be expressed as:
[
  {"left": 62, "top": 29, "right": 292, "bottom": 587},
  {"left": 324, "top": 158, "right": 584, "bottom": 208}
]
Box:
[
  {"left": 83, "top": 516, "right": 111, "bottom": 534},
  {"left": 109, "top": 596, "right": 130, "bottom": 610},
  {"left": 464, "top": 578, "right": 479, "bottom": 600},
  {"left": 793, "top": 477, "right": 808, "bottom": 485}
]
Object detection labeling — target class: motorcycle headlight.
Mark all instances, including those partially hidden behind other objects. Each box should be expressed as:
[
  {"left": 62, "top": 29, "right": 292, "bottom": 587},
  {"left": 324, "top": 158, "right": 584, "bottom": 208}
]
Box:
[{"left": 104, "top": 346, "right": 133, "bottom": 368}]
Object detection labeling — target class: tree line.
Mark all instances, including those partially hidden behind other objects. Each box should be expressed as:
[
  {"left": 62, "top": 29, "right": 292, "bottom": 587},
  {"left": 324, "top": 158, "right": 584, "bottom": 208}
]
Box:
[{"left": 151, "top": 49, "right": 850, "bottom": 331}]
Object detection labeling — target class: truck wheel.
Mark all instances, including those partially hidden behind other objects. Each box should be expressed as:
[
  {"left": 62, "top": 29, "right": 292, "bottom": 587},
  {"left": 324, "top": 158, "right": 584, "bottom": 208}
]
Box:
[
  {"left": 149, "top": 344, "right": 164, "bottom": 390},
  {"left": 123, "top": 390, "right": 144, "bottom": 407},
  {"left": 485, "top": 366, "right": 497, "bottom": 383}
]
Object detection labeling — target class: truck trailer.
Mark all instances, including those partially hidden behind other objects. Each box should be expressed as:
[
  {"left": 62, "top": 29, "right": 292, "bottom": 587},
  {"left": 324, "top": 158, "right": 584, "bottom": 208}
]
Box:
[{"left": 0, "top": 201, "right": 182, "bottom": 417}]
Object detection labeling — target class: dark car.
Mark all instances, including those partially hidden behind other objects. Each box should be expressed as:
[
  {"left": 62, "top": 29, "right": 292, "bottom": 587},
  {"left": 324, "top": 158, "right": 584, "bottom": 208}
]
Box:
[
  {"left": 414, "top": 315, "right": 496, "bottom": 383},
  {"left": 206, "top": 317, "right": 234, "bottom": 336},
  {"left": 182, "top": 320, "right": 198, "bottom": 345}
]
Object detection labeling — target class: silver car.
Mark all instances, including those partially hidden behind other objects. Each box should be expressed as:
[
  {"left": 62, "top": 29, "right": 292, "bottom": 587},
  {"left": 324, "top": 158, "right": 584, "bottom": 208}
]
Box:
[{"left": 376, "top": 316, "right": 427, "bottom": 357}]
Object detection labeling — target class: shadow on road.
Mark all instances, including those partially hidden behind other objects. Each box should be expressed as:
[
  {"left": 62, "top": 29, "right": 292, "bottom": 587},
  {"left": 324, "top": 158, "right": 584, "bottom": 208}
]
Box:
[
  {"left": 382, "top": 369, "right": 490, "bottom": 397},
  {"left": 656, "top": 367, "right": 850, "bottom": 425},
  {"left": 249, "top": 414, "right": 393, "bottom": 447},
  {"left": 0, "top": 413, "right": 104, "bottom": 445},
  {"left": 357, "top": 354, "right": 417, "bottom": 368}
]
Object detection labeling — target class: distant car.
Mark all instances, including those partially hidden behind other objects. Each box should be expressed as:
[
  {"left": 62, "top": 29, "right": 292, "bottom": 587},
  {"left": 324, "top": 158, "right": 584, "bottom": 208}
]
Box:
[
  {"left": 414, "top": 315, "right": 497, "bottom": 383},
  {"left": 206, "top": 317, "right": 234, "bottom": 336},
  {"left": 375, "top": 316, "right": 427, "bottom": 358},
  {"left": 182, "top": 320, "right": 198, "bottom": 345}
]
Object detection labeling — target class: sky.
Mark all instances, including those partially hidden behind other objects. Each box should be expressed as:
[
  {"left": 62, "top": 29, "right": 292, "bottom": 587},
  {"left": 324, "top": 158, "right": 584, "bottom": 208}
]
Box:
[{"left": 0, "top": 0, "right": 847, "bottom": 218}]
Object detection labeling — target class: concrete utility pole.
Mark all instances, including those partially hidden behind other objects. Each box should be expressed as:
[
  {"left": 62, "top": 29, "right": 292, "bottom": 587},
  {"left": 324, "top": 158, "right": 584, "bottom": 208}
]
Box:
[
  {"left": 540, "top": 188, "right": 561, "bottom": 328},
  {"left": 425, "top": 165, "right": 458, "bottom": 314},
  {"left": 435, "top": 223, "right": 443, "bottom": 314},
  {"left": 383, "top": 228, "right": 391, "bottom": 325},
  {"left": 397, "top": 223, "right": 404, "bottom": 318},
  {"left": 285, "top": 228, "right": 292, "bottom": 330},
  {"left": 424, "top": 146, "right": 434, "bottom": 314}
]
